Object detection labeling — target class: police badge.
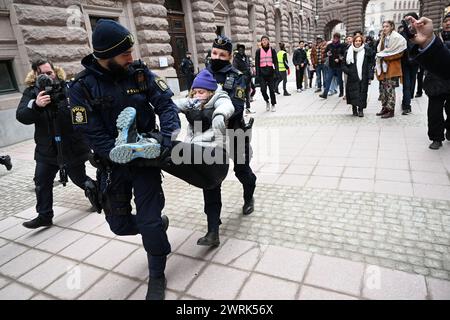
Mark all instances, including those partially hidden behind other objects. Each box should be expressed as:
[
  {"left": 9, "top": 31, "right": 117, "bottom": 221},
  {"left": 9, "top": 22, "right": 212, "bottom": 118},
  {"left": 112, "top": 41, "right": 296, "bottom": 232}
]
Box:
[
  {"left": 71, "top": 106, "right": 87, "bottom": 124},
  {"left": 235, "top": 87, "right": 246, "bottom": 101}
]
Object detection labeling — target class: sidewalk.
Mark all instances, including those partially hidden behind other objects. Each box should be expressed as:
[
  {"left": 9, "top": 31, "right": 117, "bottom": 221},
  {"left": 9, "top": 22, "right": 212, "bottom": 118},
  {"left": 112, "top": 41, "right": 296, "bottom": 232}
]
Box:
[{"left": 1, "top": 76, "right": 450, "bottom": 300}]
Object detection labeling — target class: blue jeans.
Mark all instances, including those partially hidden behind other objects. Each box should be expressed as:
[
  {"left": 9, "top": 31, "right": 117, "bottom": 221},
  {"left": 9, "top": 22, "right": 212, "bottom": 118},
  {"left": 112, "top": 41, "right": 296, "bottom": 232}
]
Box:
[
  {"left": 315, "top": 64, "right": 325, "bottom": 89},
  {"left": 323, "top": 67, "right": 343, "bottom": 97},
  {"left": 401, "top": 63, "right": 419, "bottom": 110}
]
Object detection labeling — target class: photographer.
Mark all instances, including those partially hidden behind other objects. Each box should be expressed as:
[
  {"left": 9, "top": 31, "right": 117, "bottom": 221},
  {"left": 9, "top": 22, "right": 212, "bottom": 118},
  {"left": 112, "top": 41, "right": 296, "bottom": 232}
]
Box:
[
  {"left": 406, "top": 16, "right": 450, "bottom": 79},
  {"left": 16, "top": 58, "right": 100, "bottom": 229}
]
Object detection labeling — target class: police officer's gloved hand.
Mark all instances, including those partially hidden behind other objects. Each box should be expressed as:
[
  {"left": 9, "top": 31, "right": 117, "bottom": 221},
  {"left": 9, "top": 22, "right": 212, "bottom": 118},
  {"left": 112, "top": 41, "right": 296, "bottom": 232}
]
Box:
[{"left": 159, "top": 136, "right": 173, "bottom": 167}]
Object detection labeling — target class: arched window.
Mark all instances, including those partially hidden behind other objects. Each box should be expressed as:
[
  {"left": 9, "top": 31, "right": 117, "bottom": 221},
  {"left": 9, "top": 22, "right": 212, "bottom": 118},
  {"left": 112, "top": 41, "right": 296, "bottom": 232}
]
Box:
[
  {"left": 393, "top": 13, "right": 397, "bottom": 22},
  {"left": 394, "top": 1, "right": 397, "bottom": 10},
  {"left": 380, "top": 2, "right": 385, "bottom": 12}
]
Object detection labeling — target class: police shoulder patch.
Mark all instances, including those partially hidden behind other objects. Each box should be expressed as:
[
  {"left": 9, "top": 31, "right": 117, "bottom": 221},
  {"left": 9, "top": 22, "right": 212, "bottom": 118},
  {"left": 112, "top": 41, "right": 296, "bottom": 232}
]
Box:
[
  {"left": 71, "top": 106, "right": 87, "bottom": 125},
  {"left": 235, "top": 87, "right": 246, "bottom": 101},
  {"left": 155, "top": 77, "right": 169, "bottom": 92}
]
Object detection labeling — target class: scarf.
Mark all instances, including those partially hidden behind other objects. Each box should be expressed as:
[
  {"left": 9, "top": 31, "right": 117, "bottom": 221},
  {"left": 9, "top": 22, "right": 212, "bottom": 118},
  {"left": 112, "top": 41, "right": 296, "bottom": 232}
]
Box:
[
  {"left": 346, "top": 44, "right": 365, "bottom": 80},
  {"left": 375, "top": 31, "right": 406, "bottom": 76}
]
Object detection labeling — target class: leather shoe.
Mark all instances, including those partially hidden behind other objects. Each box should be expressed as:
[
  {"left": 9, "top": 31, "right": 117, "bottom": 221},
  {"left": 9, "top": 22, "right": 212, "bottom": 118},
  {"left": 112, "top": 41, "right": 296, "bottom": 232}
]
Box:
[
  {"left": 161, "top": 215, "right": 169, "bottom": 231},
  {"left": 381, "top": 110, "right": 394, "bottom": 118},
  {"left": 243, "top": 197, "right": 254, "bottom": 215},
  {"left": 358, "top": 108, "right": 364, "bottom": 117},
  {"left": 446, "top": 130, "right": 450, "bottom": 141},
  {"left": 197, "top": 231, "right": 220, "bottom": 246},
  {"left": 22, "top": 216, "right": 53, "bottom": 229},
  {"left": 402, "top": 108, "right": 411, "bottom": 115},
  {"left": 319, "top": 94, "right": 327, "bottom": 99},
  {"left": 376, "top": 107, "right": 387, "bottom": 116},
  {"left": 429, "top": 141, "right": 443, "bottom": 150},
  {"left": 352, "top": 106, "right": 358, "bottom": 116},
  {"left": 146, "top": 276, "right": 167, "bottom": 300}
]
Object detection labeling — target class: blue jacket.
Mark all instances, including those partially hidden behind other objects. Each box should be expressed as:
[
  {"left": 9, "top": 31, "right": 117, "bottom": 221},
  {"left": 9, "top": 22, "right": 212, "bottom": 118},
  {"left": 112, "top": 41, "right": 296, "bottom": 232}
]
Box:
[
  {"left": 206, "top": 64, "right": 246, "bottom": 128},
  {"left": 69, "top": 54, "right": 181, "bottom": 158}
]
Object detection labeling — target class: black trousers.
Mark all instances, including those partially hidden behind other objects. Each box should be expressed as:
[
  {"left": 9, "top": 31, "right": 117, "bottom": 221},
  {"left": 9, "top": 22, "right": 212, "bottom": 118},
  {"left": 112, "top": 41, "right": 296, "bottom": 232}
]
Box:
[
  {"left": 427, "top": 94, "right": 450, "bottom": 141},
  {"left": 259, "top": 72, "right": 277, "bottom": 105},
  {"left": 34, "top": 161, "right": 89, "bottom": 219},
  {"left": 202, "top": 131, "right": 256, "bottom": 232},
  {"left": 245, "top": 77, "right": 252, "bottom": 109},
  {"left": 276, "top": 71, "right": 288, "bottom": 94},
  {"left": 296, "top": 66, "right": 306, "bottom": 89},
  {"left": 416, "top": 67, "right": 424, "bottom": 96}
]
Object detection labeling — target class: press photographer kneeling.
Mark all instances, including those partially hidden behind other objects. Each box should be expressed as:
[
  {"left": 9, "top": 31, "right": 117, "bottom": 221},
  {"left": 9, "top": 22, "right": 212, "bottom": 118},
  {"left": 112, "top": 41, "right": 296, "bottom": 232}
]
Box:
[{"left": 16, "top": 58, "right": 101, "bottom": 229}]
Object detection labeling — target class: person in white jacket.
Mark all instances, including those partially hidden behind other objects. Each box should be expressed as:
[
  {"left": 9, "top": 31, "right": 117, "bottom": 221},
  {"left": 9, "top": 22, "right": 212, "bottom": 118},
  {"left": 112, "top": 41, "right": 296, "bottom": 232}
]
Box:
[{"left": 109, "top": 69, "right": 234, "bottom": 246}]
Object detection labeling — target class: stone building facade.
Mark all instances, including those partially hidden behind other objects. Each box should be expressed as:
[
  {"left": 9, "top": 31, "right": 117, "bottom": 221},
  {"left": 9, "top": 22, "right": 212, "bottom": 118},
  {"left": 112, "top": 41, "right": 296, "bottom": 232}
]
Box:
[
  {"left": 365, "top": 0, "right": 422, "bottom": 38},
  {"left": 0, "top": 0, "right": 447, "bottom": 146}
]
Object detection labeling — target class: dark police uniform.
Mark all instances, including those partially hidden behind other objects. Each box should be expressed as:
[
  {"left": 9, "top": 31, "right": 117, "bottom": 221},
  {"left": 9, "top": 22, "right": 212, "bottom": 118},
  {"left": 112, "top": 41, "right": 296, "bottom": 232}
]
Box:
[
  {"left": 204, "top": 62, "right": 257, "bottom": 221},
  {"left": 69, "top": 53, "right": 180, "bottom": 278},
  {"left": 16, "top": 74, "right": 94, "bottom": 223}
]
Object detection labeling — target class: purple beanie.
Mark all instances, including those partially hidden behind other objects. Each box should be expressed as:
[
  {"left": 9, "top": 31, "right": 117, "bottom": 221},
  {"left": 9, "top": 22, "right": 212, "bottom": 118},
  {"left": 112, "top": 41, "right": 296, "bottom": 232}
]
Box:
[{"left": 192, "top": 69, "right": 218, "bottom": 91}]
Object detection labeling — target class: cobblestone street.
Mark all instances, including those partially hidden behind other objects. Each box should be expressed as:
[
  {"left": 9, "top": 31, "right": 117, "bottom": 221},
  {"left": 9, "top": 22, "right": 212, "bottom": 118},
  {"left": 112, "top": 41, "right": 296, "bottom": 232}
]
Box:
[{"left": 1, "top": 77, "right": 450, "bottom": 300}]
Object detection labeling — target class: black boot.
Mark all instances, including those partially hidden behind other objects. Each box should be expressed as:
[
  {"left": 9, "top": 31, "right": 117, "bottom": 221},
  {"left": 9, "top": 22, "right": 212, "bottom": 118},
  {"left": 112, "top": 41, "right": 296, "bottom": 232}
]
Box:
[
  {"left": 429, "top": 141, "right": 443, "bottom": 150},
  {"left": 22, "top": 216, "right": 53, "bottom": 229},
  {"left": 146, "top": 276, "right": 167, "bottom": 300},
  {"left": 358, "top": 107, "right": 364, "bottom": 117},
  {"left": 242, "top": 197, "right": 254, "bottom": 215},
  {"left": 161, "top": 215, "right": 169, "bottom": 231},
  {"left": 84, "top": 179, "right": 102, "bottom": 213},
  {"left": 197, "top": 231, "right": 220, "bottom": 247},
  {"left": 352, "top": 106, "right": 358, "bottom": 116},
  {"left": 0, "top": 155, "right": 12, "bottom": 171}
]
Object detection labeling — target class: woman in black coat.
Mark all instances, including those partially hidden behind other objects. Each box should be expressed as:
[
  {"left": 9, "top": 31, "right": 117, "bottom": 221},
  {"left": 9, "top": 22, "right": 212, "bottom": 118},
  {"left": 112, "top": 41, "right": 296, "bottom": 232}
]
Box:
[{"left": 342, "top": 35, "right": 374, "bottom": 117}]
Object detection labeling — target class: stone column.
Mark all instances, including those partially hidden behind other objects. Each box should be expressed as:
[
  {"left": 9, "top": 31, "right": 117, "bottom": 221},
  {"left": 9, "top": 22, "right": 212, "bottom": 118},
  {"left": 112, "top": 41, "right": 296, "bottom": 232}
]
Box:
[
  {"left": 132, "top": 0, "right": 178, "bottom": 92},
  {"left": 191, "top": 0, "right": 215, "bottom": 66},
  {"left": 10, "top": 0, "right": 91, "bottom": 77}
]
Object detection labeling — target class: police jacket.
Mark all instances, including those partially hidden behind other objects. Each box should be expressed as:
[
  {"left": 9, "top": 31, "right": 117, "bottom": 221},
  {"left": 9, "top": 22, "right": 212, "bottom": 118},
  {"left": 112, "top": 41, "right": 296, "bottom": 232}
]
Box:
[
  {"left": 206, "top": 63, "right": 246, "bottom": 129},
  {"left": 69, "top": 54, "right": 181, "bottom": 160},
  {"left": 16, "top": 68, "right": 90, "bottom": 166},
  {"left": 180, "top": 57, "right": 195, "bottom": 76}
]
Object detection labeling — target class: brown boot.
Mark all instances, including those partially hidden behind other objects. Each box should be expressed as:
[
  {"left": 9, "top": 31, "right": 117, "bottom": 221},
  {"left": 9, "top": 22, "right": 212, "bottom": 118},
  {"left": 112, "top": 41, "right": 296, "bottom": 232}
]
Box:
[
  {"left": 376, "top": 107, "right": 388, "bottom": 116},
  {"left": 381, "top": 109, "right": 394, "bottom": 118}
]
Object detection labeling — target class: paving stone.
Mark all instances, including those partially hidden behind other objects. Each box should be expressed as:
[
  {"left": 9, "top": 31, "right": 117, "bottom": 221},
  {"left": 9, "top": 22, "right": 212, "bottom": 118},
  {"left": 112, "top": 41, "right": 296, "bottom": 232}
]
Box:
[
  {"left": 19, "top": 256, "right": 78, "bottom": 290},
  {"left": 187, "top": 264, "right": 249, "bottom": 300},
  {"left": 78, "top": 273, "right": 140, "bottom": 300},
  {"left": 165, "top": 254, "right": 206, "bottom": 291},
  {"left": 35, "top": 229, "right": 85, "bottom": 253},
  {"left": 427, "top": 277, "right": 450, "bottom": 300},
  {"left": 0, "top": 282, "right": 35, "bottom": 300},
  {"left": 59, "top": 234, "right": 109, "bottom": 261},
  {"left": 113, "top": 248, "right": 148, "bottom": 280},
  {"left": 0, "top": 250, "right": 51, "bottom": 278},
  {"left": 176, "top": 232, "right": 223, "bottom": 260},
  {"left": 305, "top": 254, "right": 364, "bottom": 296},
  {"left": 84, "top": 240, "right": 139, "bottom": 270},
  {"left": 362, "top": 265, "right": 427, "bottom": 300},
  {"left": 238, "top": 273, "right": 299, "bottom": 300},
  {"left": 212, "top": 238, "right": 262, "bottom": 270},
  {"left": 298, "top": 285, "right": 359, "bottom": 300},
  {"left": 45, "top": 264, "right": 105, "bottom": 300},
  {"left": 255, "top": 245, "right": 311, "bottom": 282},
  {"left": 0, "top": 242, "right": 29, "bottom": 266}
]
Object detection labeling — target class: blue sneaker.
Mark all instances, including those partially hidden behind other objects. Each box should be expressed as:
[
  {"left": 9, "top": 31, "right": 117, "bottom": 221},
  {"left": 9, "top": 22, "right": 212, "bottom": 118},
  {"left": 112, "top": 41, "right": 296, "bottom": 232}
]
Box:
[
  {"left": 115, "top": 107, "right": 138, "bottom": 146},
  {"left": 109, "top": 137, "right": 161, "bottom": 164}
]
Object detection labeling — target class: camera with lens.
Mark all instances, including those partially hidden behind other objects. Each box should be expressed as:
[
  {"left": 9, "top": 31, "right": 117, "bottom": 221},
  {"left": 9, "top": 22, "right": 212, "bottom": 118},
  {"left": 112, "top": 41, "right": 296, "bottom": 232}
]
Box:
[
  {"left": 36, "top": 74, "right": 66, "bottom": 108},
  {"left": 401, "top": 19, "right": 417, "bottom": 39}
]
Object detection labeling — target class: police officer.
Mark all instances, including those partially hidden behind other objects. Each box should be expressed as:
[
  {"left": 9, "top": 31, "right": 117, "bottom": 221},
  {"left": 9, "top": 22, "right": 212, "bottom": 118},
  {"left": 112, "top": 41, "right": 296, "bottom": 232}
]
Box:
[
  {"left": 197, "top": 36, "right": 257, "bottom": 246},
  {"left": 69, "top": 20, "right": 181, "bottom": 300},
  {"left": 16, "top": 58, "right": 99, "bottom": 229},
  {"left": 180, "top": 51, "right": 195, "bottom": 91}
]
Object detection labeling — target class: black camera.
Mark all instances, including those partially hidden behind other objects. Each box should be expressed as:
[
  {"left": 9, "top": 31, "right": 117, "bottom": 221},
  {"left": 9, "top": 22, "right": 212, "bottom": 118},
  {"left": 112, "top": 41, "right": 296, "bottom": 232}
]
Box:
[
  {"left": 401, "top": 19, "right": 417, "bottom": 39},
  {"left": 36, "top": 74, "right": 66, "bottom": 107}
]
